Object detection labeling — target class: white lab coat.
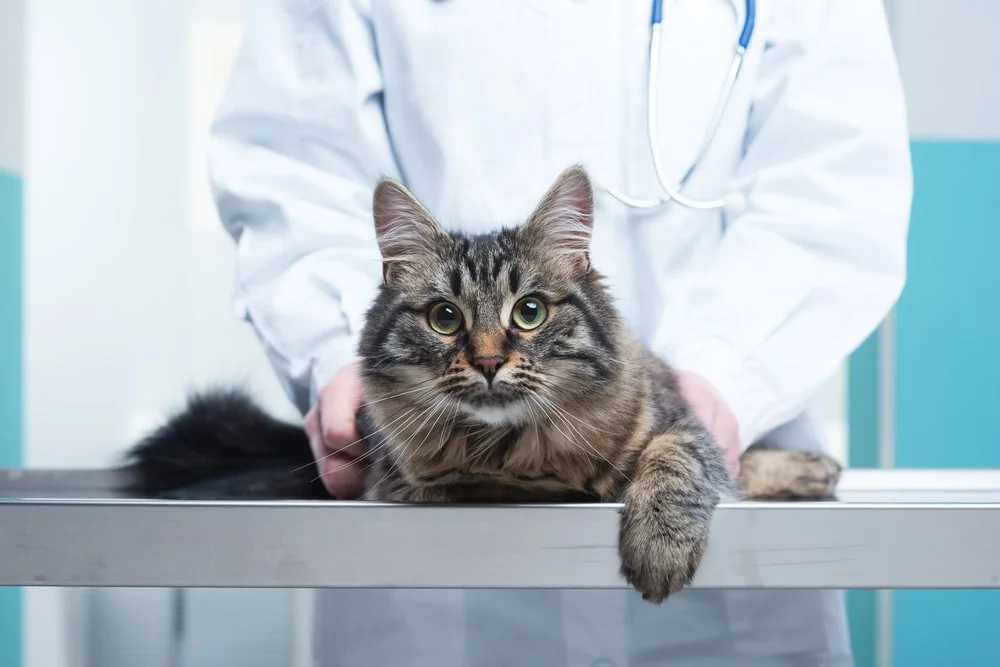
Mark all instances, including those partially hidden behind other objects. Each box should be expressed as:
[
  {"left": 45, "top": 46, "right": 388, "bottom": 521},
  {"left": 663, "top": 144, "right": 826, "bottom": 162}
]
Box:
[{"left": 208, "top": 0, "right": 912, "bottom": 665}]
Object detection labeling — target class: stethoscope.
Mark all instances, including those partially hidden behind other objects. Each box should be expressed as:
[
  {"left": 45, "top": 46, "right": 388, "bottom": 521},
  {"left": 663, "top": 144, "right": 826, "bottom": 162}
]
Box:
[{"left": 605, "top": 0, "right": 756, "bottom": 214}]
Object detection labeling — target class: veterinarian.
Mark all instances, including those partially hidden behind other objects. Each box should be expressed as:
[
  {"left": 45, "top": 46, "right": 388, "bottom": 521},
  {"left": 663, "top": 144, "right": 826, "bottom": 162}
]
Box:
[{"left": 207, "top": 0, "right": 912, "bottom": 665}]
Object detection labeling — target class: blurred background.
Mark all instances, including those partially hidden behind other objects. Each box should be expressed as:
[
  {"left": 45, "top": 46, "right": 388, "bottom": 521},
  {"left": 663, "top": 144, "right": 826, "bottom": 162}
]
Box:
[{"left": 0, "top": 0, "right": 997, "bottom": 665}]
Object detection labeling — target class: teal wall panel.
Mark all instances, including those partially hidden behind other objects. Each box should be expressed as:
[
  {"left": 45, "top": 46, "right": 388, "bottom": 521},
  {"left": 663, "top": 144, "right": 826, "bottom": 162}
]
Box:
[
  {"left": 847, "top": 333, "right": 880, "bottom": 470},
  {"left": 846, "top": 330, "right": 882, "bottom": 667},
  {"left": 895, "top": 142, "right": 1000, "bottom": 468},
  {"left": 845, "top": 589, "right": 876, "bottom": 667},
  {"left": 0, "top": 169, "right": 23, "bottom": 667},
  {"left": 891, "top": 141, "right": 1000, "bottom": 665},
  {"left": 895, "top": 590, "right": 997, "bottom": 667}
]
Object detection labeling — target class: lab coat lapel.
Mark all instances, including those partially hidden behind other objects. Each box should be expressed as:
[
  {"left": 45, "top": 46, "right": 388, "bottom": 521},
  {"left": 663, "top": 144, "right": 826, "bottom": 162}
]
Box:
[{"left": 648, "top": 0, "right": 745, "bottom": 189}]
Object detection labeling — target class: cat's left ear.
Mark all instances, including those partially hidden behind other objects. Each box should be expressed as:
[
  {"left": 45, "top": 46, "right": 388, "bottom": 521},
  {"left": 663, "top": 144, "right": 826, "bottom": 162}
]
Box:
[
  {"left": 523, "top": 165, "right": 594, "bottom": 275},
  {"left": 372, "top": 178, "right": 448, "bottom": 284}
]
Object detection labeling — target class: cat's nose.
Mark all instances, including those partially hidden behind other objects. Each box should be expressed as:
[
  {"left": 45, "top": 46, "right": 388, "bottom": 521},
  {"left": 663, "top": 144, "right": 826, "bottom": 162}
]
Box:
[{"left": 473, "top": 355, "right": 506, "bottom": 383}]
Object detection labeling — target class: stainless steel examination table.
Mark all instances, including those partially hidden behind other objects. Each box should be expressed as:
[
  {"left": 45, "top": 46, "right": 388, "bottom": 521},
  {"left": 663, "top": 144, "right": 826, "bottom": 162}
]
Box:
[{"left": 2, "top": 469, "right": 1000, "bottom": 590}]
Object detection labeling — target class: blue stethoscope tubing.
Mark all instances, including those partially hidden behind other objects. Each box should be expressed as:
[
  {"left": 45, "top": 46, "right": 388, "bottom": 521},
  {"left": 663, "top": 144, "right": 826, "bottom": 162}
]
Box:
[{"left": 606, "top": 0, "right": 756, "bottom": 212}]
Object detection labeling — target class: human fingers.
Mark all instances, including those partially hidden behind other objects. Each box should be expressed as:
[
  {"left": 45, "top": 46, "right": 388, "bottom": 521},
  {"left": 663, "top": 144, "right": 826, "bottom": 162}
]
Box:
[{"left": 310, "top": 363, "right": 368, "bottom": 499}]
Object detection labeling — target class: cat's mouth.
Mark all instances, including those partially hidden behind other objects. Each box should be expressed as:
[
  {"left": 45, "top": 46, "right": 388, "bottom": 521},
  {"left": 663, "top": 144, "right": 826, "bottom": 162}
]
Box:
[{"left": 459, "top": 387, "right": 532, "bottom": 426}]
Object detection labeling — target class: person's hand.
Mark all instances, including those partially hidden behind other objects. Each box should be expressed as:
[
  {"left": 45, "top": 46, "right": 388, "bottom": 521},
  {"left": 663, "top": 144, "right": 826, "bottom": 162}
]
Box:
[
  {"left": 302, "top": 361, "right": 368, "bottom": 499},
  {"left": 676, "top": 370, "right": 742, "bottom": 478}
]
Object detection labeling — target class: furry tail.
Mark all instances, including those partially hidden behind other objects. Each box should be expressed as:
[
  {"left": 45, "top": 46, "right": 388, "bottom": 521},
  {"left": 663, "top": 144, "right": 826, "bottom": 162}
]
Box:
[{"left": 118, "top": 388, "right": 332, "bottom": 500}]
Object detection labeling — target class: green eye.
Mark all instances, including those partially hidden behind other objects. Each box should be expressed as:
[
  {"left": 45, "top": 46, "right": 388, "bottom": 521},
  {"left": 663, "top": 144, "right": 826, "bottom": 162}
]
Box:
[
  {"left": 511, "top": 297, "right": 548, "bottom": 330},
  {"left": 428, "top": 301, "right": 463, "bottom": 335}
]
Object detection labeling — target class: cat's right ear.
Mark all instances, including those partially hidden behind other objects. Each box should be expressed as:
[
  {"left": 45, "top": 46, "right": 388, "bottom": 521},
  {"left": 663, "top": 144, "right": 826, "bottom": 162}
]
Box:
[
  {"left": 523, "top": 165, "right": 595, "bottom": 275},
  {"left": 372, "top": 178, "right": 446, "bottom": 284}
]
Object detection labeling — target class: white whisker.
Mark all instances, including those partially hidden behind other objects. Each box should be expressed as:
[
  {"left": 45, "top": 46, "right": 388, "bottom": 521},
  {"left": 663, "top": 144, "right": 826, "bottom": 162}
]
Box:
[{"left": 531, "top": 393, "right": 632, "bottom": 484}]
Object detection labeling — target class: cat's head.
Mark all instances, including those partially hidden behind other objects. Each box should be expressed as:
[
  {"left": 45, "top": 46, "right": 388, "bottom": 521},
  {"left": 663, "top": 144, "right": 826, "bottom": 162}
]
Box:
[{"left": 358, "top": 166, "right": 622, "bottom": 428}]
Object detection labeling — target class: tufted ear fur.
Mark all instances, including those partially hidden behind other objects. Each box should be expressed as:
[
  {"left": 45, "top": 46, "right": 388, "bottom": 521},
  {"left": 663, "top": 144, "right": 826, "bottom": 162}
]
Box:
[
  {"left": 372, "top": 178, "right": 448, "bottom": 284},
  {"left": 522, "top": 166, "right": 594, "bottom": 275}
]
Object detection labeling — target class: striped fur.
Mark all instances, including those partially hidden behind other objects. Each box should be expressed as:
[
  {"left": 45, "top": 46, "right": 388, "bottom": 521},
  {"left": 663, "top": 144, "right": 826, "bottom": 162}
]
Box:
[{"left": 358, "top": 166, "right": 843, "bottom": 602}]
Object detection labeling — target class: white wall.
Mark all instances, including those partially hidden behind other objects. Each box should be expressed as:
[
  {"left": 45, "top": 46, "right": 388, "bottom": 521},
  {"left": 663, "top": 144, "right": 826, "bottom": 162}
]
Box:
[
  {"left": 0, "top": 0, "right": 25, "bottom": 174},
  {"left": 23, "top": 0, "right": 295, "bottom": 472},
  {"left": 895, "top": 0, "right": 1000, "bottom": 140},
  {"left": 23, "top": 2, "right": 302, "bottom": 666}
]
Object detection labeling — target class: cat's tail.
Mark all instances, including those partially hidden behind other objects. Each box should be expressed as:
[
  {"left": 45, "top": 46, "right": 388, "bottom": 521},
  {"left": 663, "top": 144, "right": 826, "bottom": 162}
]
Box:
[{"left": 117, "top": 388, "right": 332, "bottom": 500}]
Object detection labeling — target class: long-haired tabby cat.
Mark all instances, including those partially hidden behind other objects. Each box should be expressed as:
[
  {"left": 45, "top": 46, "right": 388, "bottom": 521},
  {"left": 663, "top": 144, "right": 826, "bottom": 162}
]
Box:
[{"left": 120, "top": 166, "right": 841, "bottom": 603}]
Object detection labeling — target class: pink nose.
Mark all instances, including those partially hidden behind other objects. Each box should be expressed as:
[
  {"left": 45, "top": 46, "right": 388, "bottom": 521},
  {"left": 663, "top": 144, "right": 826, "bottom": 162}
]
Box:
[{"left": 473, "top": 355, "right": 505, "bottom": 381}]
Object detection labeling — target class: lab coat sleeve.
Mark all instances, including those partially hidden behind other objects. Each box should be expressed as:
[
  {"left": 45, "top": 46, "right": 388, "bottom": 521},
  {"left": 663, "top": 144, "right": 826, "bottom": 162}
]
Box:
[
  {"left": 655, "top": 0, "right": 912, "bottom": 448},
  {"left": 207, "top": 0, "right": 396, "bottom": 413}
]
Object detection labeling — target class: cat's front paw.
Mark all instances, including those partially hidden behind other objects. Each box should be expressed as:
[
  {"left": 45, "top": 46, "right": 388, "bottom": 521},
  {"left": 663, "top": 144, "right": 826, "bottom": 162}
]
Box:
[
  {"left": 782, "top": 452, "right": 842, "bottom": 500},
  {"left": 617, "top": 500, "right": 710, "bottom": 604},
  {"left": 738, "top": 446, "right": 843, "bottom": 501}
]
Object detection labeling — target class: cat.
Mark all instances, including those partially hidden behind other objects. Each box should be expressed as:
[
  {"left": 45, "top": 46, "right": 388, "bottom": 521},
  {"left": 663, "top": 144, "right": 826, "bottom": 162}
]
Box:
[{"left": 119, "top": 165, "right": 842, "bottom": 603}]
